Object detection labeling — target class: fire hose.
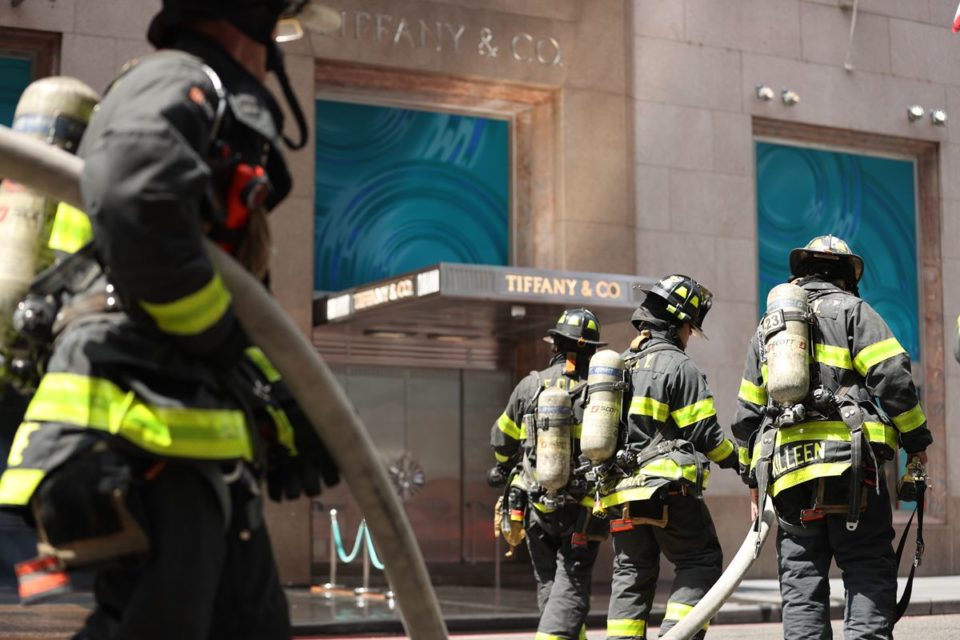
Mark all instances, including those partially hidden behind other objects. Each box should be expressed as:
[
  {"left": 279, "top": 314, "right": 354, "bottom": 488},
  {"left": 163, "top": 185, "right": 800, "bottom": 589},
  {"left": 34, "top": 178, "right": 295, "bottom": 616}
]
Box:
[
  {"left": 0, "top": 124, "right": 448, "bottom": 640},
  {"left": 658, "top": 499, "right": 776, "bottom": 640}
]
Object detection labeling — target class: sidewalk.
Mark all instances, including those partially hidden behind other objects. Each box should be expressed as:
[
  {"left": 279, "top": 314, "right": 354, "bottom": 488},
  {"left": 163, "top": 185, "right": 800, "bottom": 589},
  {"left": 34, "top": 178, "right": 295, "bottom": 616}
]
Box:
[
  {"left": 3, "top": 577, "right": 959, "bottom": 637},
  {"left": 287, "top": 576, "right": 960, "bottom": 634}
]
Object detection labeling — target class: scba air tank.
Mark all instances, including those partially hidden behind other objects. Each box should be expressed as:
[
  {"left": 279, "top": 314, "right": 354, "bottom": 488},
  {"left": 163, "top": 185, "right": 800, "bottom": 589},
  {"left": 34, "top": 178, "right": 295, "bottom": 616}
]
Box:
[
  {"left": 763, "top": 283, "right": 811, "bottom": 405},
  {"left": 535, "top": 386, "right": 574, "bottom": 492},
  {"left": 580, "top": 349, "right": 625, "bottom": 464},
  {"left": 0, "top": 77, "right": 99, "bottom": 339}
]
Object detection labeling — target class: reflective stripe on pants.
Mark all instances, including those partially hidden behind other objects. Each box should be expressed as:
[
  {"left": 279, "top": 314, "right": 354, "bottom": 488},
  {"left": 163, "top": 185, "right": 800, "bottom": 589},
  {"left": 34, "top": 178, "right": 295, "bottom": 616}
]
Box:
[{"left": 607, "top": 494, "right": 720, "bottom": 640}]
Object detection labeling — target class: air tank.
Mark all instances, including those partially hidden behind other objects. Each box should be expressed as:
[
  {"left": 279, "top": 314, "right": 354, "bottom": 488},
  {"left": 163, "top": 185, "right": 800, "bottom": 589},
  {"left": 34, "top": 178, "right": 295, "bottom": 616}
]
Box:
[
  {"left": 534, "top": 386, "right": 573, "bottom": 492},
  {"left": 580, "top": 349, "right": 625, "bottom": 464},
  {"left": 763, "top": 283, "right": 811, "bottom": 405},
  {"left": 0, "top": 77, "right": 99, "bottom": 344}
]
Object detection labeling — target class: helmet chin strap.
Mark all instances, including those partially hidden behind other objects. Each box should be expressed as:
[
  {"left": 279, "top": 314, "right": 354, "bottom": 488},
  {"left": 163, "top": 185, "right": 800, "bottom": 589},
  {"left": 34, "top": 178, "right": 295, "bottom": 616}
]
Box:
[{"left": 266, "top": 43, "right": 309, "bottom": 150}]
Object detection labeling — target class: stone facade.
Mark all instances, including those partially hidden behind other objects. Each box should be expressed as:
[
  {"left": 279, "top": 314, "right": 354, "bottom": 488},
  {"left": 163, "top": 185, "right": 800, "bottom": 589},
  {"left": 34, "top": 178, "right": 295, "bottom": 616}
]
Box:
[{"left": 1, "top": 0, "right": 957, "bottom": 582}]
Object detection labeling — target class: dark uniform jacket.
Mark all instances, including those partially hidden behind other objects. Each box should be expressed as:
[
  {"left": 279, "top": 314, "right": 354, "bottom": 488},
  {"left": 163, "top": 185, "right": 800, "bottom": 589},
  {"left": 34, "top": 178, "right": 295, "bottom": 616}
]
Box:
[
  {"left": 0, "top": 33, "right": 293, "bottom": 508},
  {"left": 597, "top": 333, "right": 737, "bottom": 511},
  {"left": 491, "top": 353, "right": 593, "bottom": 512},
  {"left": 732, "top": 277, "right": 932, "bottom": 498}
]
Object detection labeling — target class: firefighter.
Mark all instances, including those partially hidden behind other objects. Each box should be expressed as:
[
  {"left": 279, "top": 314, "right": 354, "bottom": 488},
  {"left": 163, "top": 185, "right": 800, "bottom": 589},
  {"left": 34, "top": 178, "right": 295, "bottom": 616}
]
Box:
[
  {"left": 0, "top": 2, "right": 339, "bottom": 639},
  {"left": 598, "top": 274, "right": 738, "bottom": 640},
  {"left": 733, "top": 235, "right": 933, "bottom": 640},
  {"left": 489, "top": 308, "right": 609, "bottom": 640}
]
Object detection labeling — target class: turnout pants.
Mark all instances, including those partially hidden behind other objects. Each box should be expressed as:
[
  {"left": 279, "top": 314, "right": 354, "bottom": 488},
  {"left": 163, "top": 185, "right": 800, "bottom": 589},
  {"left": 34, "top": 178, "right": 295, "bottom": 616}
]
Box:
[
  {"left": 775, "top": 476, "right": 897, "bottom": 640},
  {"left": 607, "top": 494, "right": 722, "bottom": 640},
  {"left": 75, "top": 462, "right": 291, "bottom": 640},
  {"left": 526, "top": 505, "right": 602, "bottom": 640}
]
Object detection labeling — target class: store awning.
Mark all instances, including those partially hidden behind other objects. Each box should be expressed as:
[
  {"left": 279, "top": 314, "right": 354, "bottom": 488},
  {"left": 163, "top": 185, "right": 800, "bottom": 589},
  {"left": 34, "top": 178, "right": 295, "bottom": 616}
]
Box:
[{"left": 312, "top": 263, "right": 654, "bottom": 369}]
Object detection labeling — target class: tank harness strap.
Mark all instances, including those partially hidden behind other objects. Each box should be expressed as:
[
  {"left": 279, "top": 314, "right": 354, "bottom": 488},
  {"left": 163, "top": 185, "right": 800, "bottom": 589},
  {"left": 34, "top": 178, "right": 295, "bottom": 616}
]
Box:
[
  {"left": 798, "top": 477, "right": 869, "bottom": 525},
  {"left": 610, "top": 501, "right": 670, "bottom": 533},
  {"left": 839, "top": 402, "right": 864, "bottom": 531},
  {"left": 752, "top": 420, "right": 776, "bottom": 557},
  {"left": 523, "top": 370, "right": 544, "bottom": 451},
  {"left": 585, "top": 380, "right": 627, "bottom": 395},
  {"left": 894, "top": 477, "right": 926, "bottom": 621},
  {"left": 835, "top": 386, "right": 881, "bottom": 531}
]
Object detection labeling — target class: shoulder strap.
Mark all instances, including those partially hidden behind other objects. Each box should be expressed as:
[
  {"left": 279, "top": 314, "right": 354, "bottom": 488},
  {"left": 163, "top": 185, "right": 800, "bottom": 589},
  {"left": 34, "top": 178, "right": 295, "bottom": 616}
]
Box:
[
  {"left": 895, "top": 481, "right": 926, "bottom": 621},
  {"left": 108, "top": 51, "right": 228, "bottom": 152}
]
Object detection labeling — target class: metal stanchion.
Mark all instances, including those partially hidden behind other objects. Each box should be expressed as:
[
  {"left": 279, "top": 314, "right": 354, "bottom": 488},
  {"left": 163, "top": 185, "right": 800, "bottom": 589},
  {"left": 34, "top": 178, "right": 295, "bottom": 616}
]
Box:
[
  {"left": 354, "top": 519, "right": 380, "bottom": 597},
  {"left": 322, "top": 509, "right": 343, "bottom": 590}
]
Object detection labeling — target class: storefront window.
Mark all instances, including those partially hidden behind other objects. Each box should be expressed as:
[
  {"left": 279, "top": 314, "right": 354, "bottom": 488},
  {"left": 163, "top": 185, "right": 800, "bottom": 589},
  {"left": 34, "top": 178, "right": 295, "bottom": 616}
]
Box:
[
  {"left": 314, "top": 100, "right": 509, "bottom": 292},
  {"left": 0, "top": 57, "right": 32, "bottom": 126}
]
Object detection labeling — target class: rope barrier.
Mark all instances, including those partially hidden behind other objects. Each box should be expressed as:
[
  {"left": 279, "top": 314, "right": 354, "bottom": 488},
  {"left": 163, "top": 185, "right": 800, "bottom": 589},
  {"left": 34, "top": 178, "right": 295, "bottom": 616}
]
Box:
[
  {"left": 365, "top": 525, "right": 385, "bottom": 570},
  {"left": 327, "top": 510, "right": 388, "bottom": 596},
  {"left": 329, "top": 510, "right": 385, "bottom": 570},
  {"left": 331, "top": 512, "right": 367, "bottom": 564}
]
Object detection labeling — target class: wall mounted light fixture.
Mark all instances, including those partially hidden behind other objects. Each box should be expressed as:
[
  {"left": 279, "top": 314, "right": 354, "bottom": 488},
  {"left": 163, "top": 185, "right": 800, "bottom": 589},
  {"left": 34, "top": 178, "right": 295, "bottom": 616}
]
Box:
[
  {"left": 931, "top": 109, "right": 948, "bottom": 126},
  {"left": 781, "top": 90, "right": 800, "bottom": 106},
  {"left": 907, "top": 105, "right": 925, "bottom": 122},
  {"left": 756, "top": 85, "right": 775, "bottom": 101}
]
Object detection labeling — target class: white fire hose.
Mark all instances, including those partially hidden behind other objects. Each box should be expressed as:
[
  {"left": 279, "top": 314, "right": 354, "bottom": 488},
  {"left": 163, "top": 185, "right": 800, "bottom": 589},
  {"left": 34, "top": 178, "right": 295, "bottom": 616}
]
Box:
[
  {"left": 0, "top": 124, "right": 448, "bottom": 640},
  {"left": 658, "top": 499, "right": 776, "bottom": 640}
]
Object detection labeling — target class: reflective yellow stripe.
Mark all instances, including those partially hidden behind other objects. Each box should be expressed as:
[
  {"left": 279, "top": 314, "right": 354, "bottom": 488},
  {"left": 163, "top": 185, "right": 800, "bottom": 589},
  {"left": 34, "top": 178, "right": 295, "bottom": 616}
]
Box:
[
  {"left": 497, "top": 413, "right": 521, "bottom": 440},
  {"left": 892, "top": 403, "right": 926, "bottom": 433},
  {"left": 629, "top": 396, "right": 669, "bottom": 422},
  {"left": 641, "top": 458, "right": 709, "bottom": 486},
  {"left": 265, "top": 406, "right": 297, "bottom": 454},
  {"left": 579, "top": 495, "right": 595, "bottom": 508},
  {"left": 25, "top": 373, "right": 252, "bottom": 460},
  {"left": 606, "top": 618, "right": 646, "bottom": 637},
  {"left": 671, "top": 397, "right": 716, "bottom": 428},
  {"left": 579, "top": 624, "right": 587, "bottom": 640},
  {"left": 494, "top": 451, "right": 510, "bottom": 463},
  {"left": 738, "top": 378, "right": 767, "bottom": 406},
  {"left": 738, "top": 445, "right": 751, "bottom": 466},
  {"left": 47, "top": 202, "right": 93, "bottom": 254},
  {"left": 815, "top": 343, "right": 853, "bottom": 370},
  {"left": 771, "top": 461, "right": 851, "bottom": 496},
  {"left": 532, "top": 500, "right": 556, "bottom": 513},
  {"left": 776, "top": 420, "right": 897, "bottom": 451},
  {"left": 572, "top": 423, "right": 582, "bottom": 439},
  {"left": 664, "top": 602, "right": 709, "bottom": 629},
  {"left": 244, "top": 346, "right": 281, "bottom": 382},
  {"left": 597, "top": 485, "right": 660, "bottom": 509},
  {"left": 707, "top": 438, "right": 734, "bottom": 463},
  {"left": 854, "top": 337, "right": 905, "bottom": 376},
  {"left": 0, "top": 468, "right": 46, "bottom": 506},
  {"left": 139, "top": 273, "right": 232, "bottom": 336},
  {"left": 7, "top": 422, "right": 40, "bottom": 467},
  {"left": 760, "top": 363, "right": 769, "bottom": 383}
]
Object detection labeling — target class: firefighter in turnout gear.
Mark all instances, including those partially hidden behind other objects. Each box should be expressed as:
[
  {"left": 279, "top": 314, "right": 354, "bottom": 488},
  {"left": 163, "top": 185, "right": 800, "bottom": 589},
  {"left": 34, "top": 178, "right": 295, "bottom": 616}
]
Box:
[
  {"left": 732, "top": 235, "right": 932, "bottom": 640},
  {"left": 600, "top": 275, "right": 738, "bottom": 640},
  {"left": 489, "top": 308, "right": 609, "bottom": 640},
  {"left": 0, "top": 2, "right": 340, "bottom": 639}
]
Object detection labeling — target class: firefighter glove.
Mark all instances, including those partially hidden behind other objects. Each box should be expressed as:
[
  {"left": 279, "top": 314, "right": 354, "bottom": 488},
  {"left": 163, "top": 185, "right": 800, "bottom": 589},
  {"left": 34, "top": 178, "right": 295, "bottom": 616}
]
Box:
[{"left": 263, "top": 391, "right": 339, "bottom": 502}]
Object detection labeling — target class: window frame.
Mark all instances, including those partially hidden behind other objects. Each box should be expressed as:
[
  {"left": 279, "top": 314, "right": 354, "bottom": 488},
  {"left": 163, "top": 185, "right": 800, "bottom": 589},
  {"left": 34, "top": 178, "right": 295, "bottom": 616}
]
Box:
[
  {"left": 0, "top": 26, "right": 60, "bottom": 79},
  {"left": 752, "top": 118, "right": 943, "bottom": 521}
]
